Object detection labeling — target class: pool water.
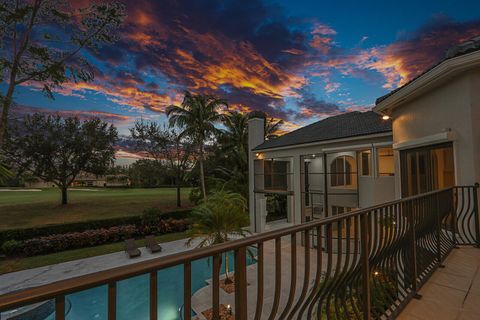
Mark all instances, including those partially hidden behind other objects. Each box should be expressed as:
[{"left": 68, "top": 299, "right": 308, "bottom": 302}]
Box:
[{"left": 34, "top": 250, "right": 256, "bottom": 320}]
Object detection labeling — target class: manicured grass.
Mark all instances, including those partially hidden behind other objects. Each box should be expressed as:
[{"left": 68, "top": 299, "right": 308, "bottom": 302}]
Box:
[
  {"left": 0, "top": 232, "right": 188, "bottom": 275},
  {"left": 0, "top": 187, "right": 192, "bottom": 230}
]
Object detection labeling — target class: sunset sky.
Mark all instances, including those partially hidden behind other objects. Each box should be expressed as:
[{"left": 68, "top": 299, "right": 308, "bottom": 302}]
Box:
[{"left": 4, "top": 0, "right": 480, "bottom": 135}]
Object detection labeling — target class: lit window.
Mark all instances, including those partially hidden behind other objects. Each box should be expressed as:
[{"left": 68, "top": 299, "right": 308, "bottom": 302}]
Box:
[
  {"left": 330, "top": 156, "right": 354, "bottom": 187},
  {"left": 378, "top": 147, "right": 394, "bottom": 176},
  {"left": 358, "top": 150, "right": 371, "bottom": 176}
]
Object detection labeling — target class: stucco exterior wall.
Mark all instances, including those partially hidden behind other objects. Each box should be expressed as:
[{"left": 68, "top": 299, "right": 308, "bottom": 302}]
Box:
[
  {"left": 390, "top": 69, "right": 480, "bottom": 196},
  {"left": 249, "top": 132, "right": 395, "bottom": 231}
]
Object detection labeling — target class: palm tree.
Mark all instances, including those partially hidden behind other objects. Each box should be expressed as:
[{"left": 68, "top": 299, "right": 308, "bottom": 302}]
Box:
[
  {"left": 186, "top": 190, "right": 250, "bottom": 283},
  {"left": 220, "top": 111, "right": 249, "bottom": 157},
  {"left": 247, "top": 110, "right": 284, "bottom": 138},
  {"left": 166, "top": 92, "right": 227, "bottom": 201},
  {"left": 265, "top": 116, "right": 284, "bottom": 139},
  {"left": 0, "top": 161, "right": 12, "bottom": 185},
  {"left": 215, "top": 112, "right": 250, "bottom": 197}
]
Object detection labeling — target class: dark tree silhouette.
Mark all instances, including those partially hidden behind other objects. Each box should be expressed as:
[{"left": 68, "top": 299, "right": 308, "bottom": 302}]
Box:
[
  {"left": 130, "top": 119, "right": 195, "bottom": 207},
  {"left": 2, "top": 114, "right": 117, "bottom": 204},
  {"left": 0, "top": 0, "right": 126, "bottom": 144}
]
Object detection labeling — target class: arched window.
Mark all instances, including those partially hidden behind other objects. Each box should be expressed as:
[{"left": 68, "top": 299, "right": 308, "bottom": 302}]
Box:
[{"left": 331, "top": 156, "right": 354, "bottom": 187}]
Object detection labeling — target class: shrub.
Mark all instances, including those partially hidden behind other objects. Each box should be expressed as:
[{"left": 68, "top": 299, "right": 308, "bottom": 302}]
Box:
[
  {"left": 1, "top": 239, "right": 24, "bottom": 256},
  {"left": 12, "top": 219, "right": 189, "bottom": 257},
  {"left": 0, "top": 208, "right": 192, "bottom": 244},
  {"left": 141, "top": 207, "right": 162, "bottom": 226},
  {"left": 23, "top": 225, "right": 137, "bottom": 256}
]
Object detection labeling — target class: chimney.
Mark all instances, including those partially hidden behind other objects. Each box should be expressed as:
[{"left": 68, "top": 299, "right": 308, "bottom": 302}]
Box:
[
  {"left": 248, "top": 114, "right": 265, "bottom": 233},
  {"left": 248, "top": 116, "right": 265, "bottom": 152}
]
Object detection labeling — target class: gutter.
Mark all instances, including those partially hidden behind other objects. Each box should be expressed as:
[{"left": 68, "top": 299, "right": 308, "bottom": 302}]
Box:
[{"left": 374, "top": 50, "right": 480, "bottom": 114}]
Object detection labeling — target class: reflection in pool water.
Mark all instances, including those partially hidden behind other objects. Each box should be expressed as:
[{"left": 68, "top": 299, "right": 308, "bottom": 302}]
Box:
[{"left": 30, "top": 250, "right": 256, "bottom": 320}]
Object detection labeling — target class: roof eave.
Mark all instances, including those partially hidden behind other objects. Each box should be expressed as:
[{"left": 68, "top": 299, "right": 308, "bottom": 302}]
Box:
[
  {"left": 253, "top": 131, "right": 392, "bottom": 152},
  {"left": 373, "top": 50, "right": 480, "bottom": 114}
]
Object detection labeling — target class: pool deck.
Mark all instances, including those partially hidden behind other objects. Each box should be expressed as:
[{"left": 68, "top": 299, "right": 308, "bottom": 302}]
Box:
[{"left": 0, "top": 237, "right": 200, "bottom": 295}]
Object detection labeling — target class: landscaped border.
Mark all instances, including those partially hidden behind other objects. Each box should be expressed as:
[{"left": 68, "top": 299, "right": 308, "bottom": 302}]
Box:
[{"left": 0, "top": 208, "right": 191, "bottom": 244}]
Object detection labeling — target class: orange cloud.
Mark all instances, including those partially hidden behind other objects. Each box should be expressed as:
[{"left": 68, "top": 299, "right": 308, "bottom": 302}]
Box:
[
  {"left": 12, "top": 105, "right": 131, "bottom": 123},
  {"left": 171, "top": 30, "right": 307, "bottom": 100}
]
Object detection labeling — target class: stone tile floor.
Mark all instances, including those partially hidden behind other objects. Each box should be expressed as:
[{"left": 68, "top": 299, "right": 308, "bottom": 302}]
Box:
[{"left": 398, "top": 247, "right": 480, "bottom": 320}]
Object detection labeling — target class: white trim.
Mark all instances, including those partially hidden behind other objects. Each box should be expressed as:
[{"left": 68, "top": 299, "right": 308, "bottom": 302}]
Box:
[
  {"left": 323, "top": 141, "right": 392, "bottom": 153},
  {"left": 255, "top": 132, "right": 392, "bottom": 153},
  {"left": 392, "top": 131, "right": 456, "bottom": 150},
  {"left": 374, "top": 50, "right": 480, "bottom": 113}
]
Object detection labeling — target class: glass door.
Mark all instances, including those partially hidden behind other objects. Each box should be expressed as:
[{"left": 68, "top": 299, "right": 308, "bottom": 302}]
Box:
[{"left": 400, "top": 143, "right": 454, "bottom": 197}]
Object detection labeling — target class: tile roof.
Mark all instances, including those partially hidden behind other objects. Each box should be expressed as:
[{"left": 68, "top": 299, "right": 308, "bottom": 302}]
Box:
[
  {"left": 376, "top": 36, "right": 480, "bottom": 105},
  {"left": 253, "top": 111, "right": 391, "bottom": 151}
]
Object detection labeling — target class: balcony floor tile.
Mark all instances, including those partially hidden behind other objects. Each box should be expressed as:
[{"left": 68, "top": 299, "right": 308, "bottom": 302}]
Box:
[{"left": 398, "top": 247, "right": 480, "bottom": 320}]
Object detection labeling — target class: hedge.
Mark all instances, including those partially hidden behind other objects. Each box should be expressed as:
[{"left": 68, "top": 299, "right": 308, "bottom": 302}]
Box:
[
  {"left": 0, "top": 208, "right": 192, "bottom": 245},
  {"left": 2, "top": 219, "right": 189, "bottom": 257}
]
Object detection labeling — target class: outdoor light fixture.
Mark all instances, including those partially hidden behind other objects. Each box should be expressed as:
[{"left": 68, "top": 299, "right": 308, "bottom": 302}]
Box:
[
  {"left": 227, "top": 304, "right": 232, "bottom": 315},
  {"left": 312, "top": 154, "right": 316, "bottom": 158},
  {"left": 374, "top": 271, "right": 380, "bottom": 276},
  {"left": 382, "top": 115, "right": 390, "bottom": 120},
  {"left": 255, "top": 153, "right": 260, "bottom": 157}
]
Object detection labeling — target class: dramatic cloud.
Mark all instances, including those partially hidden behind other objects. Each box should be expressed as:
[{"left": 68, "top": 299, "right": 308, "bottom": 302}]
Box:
[
  {"left": 294, "top": 91, "right": 343, "bottom": 121},
  {"left": 9, "top": 0, "right": 480, "bottom": 132},
  {"left": 316, "top": 16, "right": 480, "bottom": 89},
  {"left": 11, "top": 105, "right": 131, "bottom": 123}
]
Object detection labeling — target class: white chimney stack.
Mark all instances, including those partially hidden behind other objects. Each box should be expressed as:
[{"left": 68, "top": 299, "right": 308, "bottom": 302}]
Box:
[{"left": 248, "top": 115, "right": 265, "bottom": 232}]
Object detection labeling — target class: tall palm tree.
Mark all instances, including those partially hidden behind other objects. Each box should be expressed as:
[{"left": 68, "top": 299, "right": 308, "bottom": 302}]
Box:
[
  {"left": 265, "top": 116, "right": 284, "bottom": 139},
  {"left": 0, "top": 162, "right": 12, "bottom": 184},
  {"left": 247, "top": 110, "right": 284, "bottom": 138},
  {"left": 220, "top": 111, "right": 249, "bottom": 163},
  {"left": 215, "top": 112, "right": 249, "bottom": 196},
  {"left": 186, "top": 190, "right": 250, "bottom": 283},
  {"left": 166, "top": 92, "right": 227, "bottom": 201}
]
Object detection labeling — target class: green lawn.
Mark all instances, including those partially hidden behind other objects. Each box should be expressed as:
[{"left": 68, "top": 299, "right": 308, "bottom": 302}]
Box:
[
  {"left": 0, "top": 232, "right": 188, "bottom": 275},
  {"left": 0, "top": 187, "right": 192, "bottom": 230}
]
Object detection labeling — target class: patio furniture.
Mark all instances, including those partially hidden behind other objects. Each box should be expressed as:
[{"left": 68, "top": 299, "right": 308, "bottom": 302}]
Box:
[
  {"left": 145, "top": 235, "right": 162, "bottom": 253},
  {"left": 124, "top": 239, "right": 141, "bottom": 258}
]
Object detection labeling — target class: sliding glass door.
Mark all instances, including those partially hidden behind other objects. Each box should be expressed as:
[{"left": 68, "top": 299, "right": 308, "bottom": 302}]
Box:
[{"left": 400, "top": 143, "right": 455, "bottom": 197}]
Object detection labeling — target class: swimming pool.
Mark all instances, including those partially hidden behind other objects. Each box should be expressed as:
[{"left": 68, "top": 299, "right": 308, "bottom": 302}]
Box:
[{"left": 4, "top": 250, "right": 256, "bottom": 320}]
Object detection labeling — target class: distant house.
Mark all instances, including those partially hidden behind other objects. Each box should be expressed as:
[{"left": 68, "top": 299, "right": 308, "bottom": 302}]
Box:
[
  {"left": 25, "top": 172, "right": 130, "bottom": 188},
  {"left": 71, "top": 172, "right": 107, "bottom": 187}
]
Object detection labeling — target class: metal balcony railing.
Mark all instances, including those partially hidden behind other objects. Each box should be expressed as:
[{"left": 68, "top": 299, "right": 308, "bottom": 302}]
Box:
[{"left": 0, "top": 185, "right": 478, "bottom": 320}]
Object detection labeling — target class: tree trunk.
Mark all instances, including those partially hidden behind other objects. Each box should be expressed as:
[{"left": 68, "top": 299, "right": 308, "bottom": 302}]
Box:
[
  {"left": 0, "top": 83, "right": 16, "bottom": 146},
  {"left": 199, "top": 145, "right": 207, "bottom": 202},
  {"left": 176, "top": 183, "right": 181, "bottom": 208},
  {"left": 61, "top": 186, "right": 68, "bottom": 205}
]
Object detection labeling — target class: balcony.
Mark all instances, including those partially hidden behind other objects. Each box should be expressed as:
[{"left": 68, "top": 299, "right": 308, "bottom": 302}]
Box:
[{"left": 0, "top": 186, "right": 479, "bottom": 319}]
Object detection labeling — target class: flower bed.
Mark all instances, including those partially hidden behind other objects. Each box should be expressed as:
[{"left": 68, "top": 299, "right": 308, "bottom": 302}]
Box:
[{"left": 1, "top": 218, "right": 189, "bottom": 257}]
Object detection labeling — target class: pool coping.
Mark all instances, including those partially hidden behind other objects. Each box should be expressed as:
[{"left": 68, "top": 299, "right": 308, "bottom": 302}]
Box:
[{"left": 0, "top": 237, "right": 201, "bottom": 296}]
